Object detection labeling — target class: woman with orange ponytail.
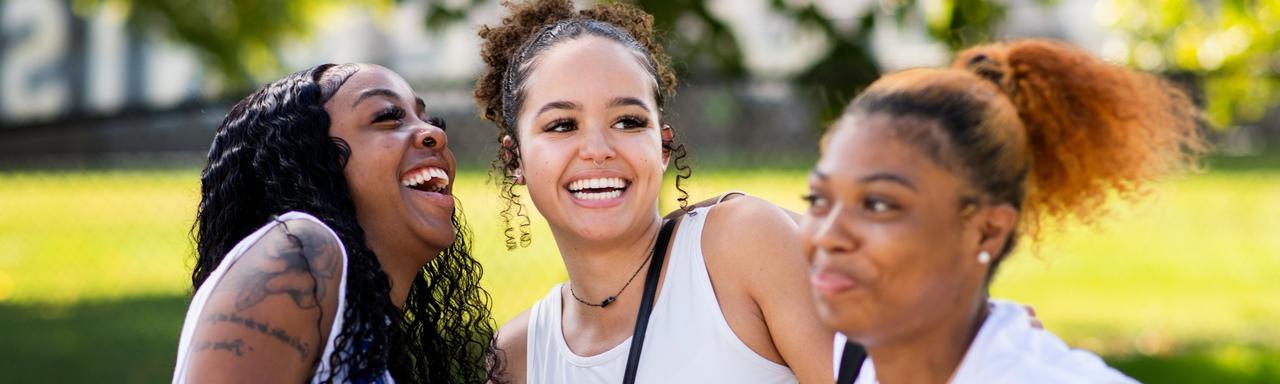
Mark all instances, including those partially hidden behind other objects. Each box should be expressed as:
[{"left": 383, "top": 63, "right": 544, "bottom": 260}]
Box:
[{"left": 802, "top": 39, "right": 1205, "bottom": 383}]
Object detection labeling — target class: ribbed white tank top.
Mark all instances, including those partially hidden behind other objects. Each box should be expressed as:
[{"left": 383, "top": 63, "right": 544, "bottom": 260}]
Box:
[
  {"left": 172, "top": 211, "right": 394, "bottom": 383},
  {"left": 525, "top": 206, "right": 798, "bottom": 383}
]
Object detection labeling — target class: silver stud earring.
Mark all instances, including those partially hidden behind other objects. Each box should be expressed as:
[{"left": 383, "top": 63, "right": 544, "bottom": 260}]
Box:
[{"left": 977, "top": 250, "right": 992, "bottom": 264}]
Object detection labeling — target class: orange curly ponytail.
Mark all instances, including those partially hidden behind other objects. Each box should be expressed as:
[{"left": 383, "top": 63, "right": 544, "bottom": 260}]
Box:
[
  {"left": 954, "top": 40, "right": 1206, "bottom": 228},
  {"left": 839, "top": 39, "right": 1206, "bottom": 260}
]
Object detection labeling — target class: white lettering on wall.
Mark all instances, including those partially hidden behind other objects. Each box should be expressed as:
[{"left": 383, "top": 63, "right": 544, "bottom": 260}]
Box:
[
  {"left": 87, "top": 2, "right": 127, "bottom": 114},
  {"left": 2, "top": 0, "right": 70, "bottom": 122}
]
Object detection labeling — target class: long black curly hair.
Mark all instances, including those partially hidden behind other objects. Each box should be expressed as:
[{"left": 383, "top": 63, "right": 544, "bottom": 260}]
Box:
[{"left": 192, "top": 63, "right": 498, "bottom": 383}]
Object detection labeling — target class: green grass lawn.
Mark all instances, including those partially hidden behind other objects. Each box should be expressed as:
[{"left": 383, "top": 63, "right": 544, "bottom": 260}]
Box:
[{"left": 0, "top": 160, "right": 1277, "bottom": 382}]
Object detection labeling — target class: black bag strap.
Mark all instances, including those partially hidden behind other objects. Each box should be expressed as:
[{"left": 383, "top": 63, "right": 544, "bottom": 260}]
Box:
[
  {"left": 836, "top": 341, "right": 867, "bottom": 384},
  {"left": 621, "top": 218, "right": 677, "bottom": 384}
]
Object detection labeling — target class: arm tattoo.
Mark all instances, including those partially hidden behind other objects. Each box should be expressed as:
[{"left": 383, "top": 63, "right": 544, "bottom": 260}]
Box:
[
  {"left": 192, "top": 338, "right": 252, "bottom": 357},
  {"left": 205, "top": 312, "right": 311, "bottom": 360},
  {"left": 220, "top": 220, "right": 340, "bottom": 311}
]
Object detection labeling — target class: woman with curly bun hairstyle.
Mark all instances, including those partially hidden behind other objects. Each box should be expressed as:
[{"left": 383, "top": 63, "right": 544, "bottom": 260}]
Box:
[
  {"left": 475, "top": 0, "right": 832, "bottom": 383},
  {"left": 804, "top": 40, "right": 1205, "bottom": 383},
  {"left": 172, "top": 63, "right": 497, "bottom": 383}
]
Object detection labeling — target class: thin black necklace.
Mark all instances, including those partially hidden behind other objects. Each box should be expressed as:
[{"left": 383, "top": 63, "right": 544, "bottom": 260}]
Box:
[{"left": 568, "top": 231, "right": 660, "bottom": 308}]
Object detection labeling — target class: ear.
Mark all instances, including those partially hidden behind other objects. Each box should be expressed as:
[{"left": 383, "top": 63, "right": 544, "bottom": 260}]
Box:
[
  {"left": 661, "top": 124, "right": 674, "bottom": 171},
  {"left": 500, "top": 134, "right": 521, "bottom": 171},
  {"left": 496, "top": 134, "right": 522, "bottom": 184},
  {"left": 974, "top": 203, "right": 1019, "bottom": 265}
]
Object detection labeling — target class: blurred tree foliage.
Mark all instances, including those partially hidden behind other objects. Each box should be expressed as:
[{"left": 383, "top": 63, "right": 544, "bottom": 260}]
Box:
[
  {"left": 1098, "top": 0, "right": 1279, "bottom": 127},
  {"left": 71, "top": 0, "right": 395, "bottom": 91},
  {"left": 77, "top": 0, "right": 1277, "bottom": 126},
  {"left": 431, "top": 0, "right": 1025, "bottom": 120},
  {"left": 74, "top": 0, "right": 1015, "bottom": 103}
]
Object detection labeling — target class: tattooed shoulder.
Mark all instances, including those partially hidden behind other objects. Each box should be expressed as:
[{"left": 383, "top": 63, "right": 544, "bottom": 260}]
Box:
[
  {"left": 218, "top": 217, "right": 344, "bottom": 312},
  {"left": 184, "top": 216, "right": 345, "bottom": 376}
]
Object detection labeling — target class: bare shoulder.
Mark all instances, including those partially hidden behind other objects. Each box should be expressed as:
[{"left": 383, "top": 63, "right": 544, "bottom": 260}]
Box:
[
  {"left": 703, "top": 195, "right": 800, "bottom": 252},
  {"left": 493, "top": 309, "right": 531, "bottom": 384},
  {"left": 701, "top": 197, "right": 835, "bottom": 383},
  {"left": 181, "top": 216, "right": 346, "bottom": 382},
  {"left": 700, "top": 194, "right": 805, "bottom": 297}
]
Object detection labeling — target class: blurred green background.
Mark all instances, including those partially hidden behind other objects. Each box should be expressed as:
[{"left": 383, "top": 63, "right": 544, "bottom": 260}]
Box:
[
  {"left": 2, "top": 0, "right": 1279, "bottom": 382},
  {"left": 2, "top": 157, "right": 1278, "bottom": 382}
]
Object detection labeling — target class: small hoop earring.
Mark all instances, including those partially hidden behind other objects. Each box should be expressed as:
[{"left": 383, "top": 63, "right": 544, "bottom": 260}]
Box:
[
  {"left": 510, "top": 170, "right": 525, "bottom": 185},
  {"left": 977, "top": 250, "right": 992, "bottom": 264}
]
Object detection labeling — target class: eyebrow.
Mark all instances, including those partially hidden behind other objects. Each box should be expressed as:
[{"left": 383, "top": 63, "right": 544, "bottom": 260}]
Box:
[
  {"left": 351, "top": 88, "right": 401, "bottom": 109},
  {"left": 607, "top": 97, "right": 650, "bottom": 112},
  {"left": 536, "top": 100, "right": 581, "bottom": 117},
  {"left": 812, "top": 169, "right": 916, "bottom": 191},
  {"left": 860, "top": 173, "right": 917, "bottom": 191}
]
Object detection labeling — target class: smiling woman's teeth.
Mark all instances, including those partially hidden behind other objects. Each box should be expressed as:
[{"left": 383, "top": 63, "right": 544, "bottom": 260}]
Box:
[
  {"left": 573, "top": 190, "right": 622, "bottom": 200},
  {"left": 568, "top": 177, "right": 626, "bottom": 200},
  {"left": 401, "top": 167, "right": 449, "bottom": 193}
]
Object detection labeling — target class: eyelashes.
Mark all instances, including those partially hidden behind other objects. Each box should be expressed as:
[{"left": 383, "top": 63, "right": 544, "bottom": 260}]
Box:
[
  {"left": 544, "top": 118, "right": 576, "bottom": 133},
  {"left": 802, "top": 193, "right": 831, "bottom": 214},
  {"left": 373, "top": 105, "right": 406, "bottom": 123},
  {"left": 427, "top": 116, "right": 447, "bottom": 131},
  {"left": 543, "top": 115, "right": 652, "bottom": 132},
  {"left": 371, "top": 105, "right": 447, "bottom": 131},
  {"left": 612, "top": 115, "right": 650, "bottom": 130}
]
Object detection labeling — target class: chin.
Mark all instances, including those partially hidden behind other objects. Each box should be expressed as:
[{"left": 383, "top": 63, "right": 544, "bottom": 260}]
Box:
[
  {"left": 566, "top": 209, "right": 654, "bottom": 242},
  {"left": 412, "top": 217, "right": 456, "bottom": 255},
  {"left": 818, "top": 300, "right": 876, "bottom": 340}
]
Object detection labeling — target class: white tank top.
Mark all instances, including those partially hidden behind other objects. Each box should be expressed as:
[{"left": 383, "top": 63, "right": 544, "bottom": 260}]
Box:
[
  {"left": 525, "top": 206, "right": 798, "bottom": 384},
  {"left": 172, "top": 211, "right": 394, "bottom": 383}
]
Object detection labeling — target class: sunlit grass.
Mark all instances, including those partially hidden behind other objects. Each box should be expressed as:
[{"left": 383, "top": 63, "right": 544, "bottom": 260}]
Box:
[{"left": 0, "top": 165, "right": 1277, "bottom": 382}]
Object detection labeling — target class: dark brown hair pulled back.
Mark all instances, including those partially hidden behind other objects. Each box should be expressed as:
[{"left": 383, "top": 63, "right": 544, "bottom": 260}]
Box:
[{"left": 474, "top": 0, "right": 689, "bottom": 249}]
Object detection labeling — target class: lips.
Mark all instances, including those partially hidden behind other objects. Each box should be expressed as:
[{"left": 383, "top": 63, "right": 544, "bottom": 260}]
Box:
[{"left": 811, "top": 269, "right": 858, "bottom": 297}]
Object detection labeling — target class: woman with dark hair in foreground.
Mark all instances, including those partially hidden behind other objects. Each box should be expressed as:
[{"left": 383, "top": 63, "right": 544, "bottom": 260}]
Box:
[
  {"left": 803, "top": 40, "right": 1205, "bottom": 383},
  {"left": 475, "top": 1, "right": 832, "bottom": 382},
  {"left": 173, "top": 63, "right": 497, "bottom": 383}
]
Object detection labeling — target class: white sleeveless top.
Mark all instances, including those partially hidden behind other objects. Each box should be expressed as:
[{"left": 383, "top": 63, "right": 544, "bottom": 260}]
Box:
[
  {"left": 172, "top": 211, "right": 395, "bottom": 383},
  {"left": 526, "top": 206, "right": 798, "bottom": 384},
  {"left": 833, "top": 300, "right": 1136, "bottom": 384}
]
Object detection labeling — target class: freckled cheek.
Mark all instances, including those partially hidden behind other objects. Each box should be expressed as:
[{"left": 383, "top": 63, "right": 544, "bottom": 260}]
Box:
[
  {"left": 619, "top": 139, "right": 664, "bottom": 184},
  {"left": 519, "top": 146, "right": 568, "bottom": 195}
]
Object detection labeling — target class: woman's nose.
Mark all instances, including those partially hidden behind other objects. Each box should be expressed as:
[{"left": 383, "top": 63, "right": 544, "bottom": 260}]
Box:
[
  {"left": 809, "top": 208, "right": 855, "bottom": 255},
  {"left": 414, "top": 125, "right": 448, "bottom": 151},
  {"left": 579, "top": 127, "right": 616, "bottom": 164}
]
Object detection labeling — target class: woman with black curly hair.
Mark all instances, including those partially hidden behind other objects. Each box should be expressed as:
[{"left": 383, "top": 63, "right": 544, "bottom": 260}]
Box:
[
  {"left": 172, "top": 63, "right": 497, "bottom": 383},
  {"left": 475, "top": 1, "right": 832, "bottom": 383}
]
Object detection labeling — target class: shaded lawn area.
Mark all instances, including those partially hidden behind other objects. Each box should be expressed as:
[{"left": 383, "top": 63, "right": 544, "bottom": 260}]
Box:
[
  {"left": 0, "top": 296, "right": 187, "bottom": 382},
  {"left": 3, "top": 296, "right": 1278, "bottom": 383}
]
